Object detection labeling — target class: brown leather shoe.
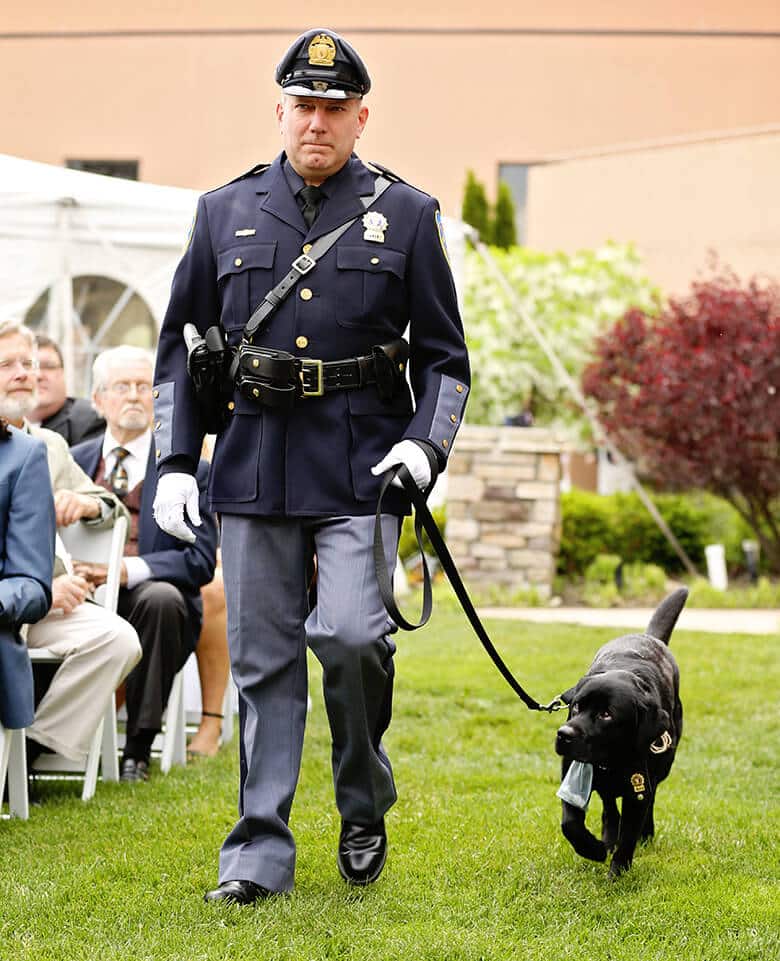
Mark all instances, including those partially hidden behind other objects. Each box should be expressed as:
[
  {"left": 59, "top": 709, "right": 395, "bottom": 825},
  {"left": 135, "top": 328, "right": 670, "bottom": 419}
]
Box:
[{"left": 204, "top": 880, "right": 270, "bottom": 905}]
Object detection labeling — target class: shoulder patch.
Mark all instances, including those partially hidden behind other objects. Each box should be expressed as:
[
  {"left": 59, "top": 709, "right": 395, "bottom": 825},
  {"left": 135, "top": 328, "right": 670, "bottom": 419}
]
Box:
[
  {"left": 182, "top": 209, "right": 197, "bottom": 254},
  {"left": 435, "top": 208, "right": 450, "bottom": 264}
]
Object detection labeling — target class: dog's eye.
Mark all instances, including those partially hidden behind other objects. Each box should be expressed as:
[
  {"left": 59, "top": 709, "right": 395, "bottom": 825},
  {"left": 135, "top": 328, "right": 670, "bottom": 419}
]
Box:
[
  {"left": 570, "top": 703, "right": 580, "bottom": 715},
  {"left": 597, "top": 710, "right": 612, "bottom": 721}
]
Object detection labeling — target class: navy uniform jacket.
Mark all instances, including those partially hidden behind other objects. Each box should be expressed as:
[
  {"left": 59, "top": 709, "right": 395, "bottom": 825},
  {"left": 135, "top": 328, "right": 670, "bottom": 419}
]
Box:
[
  {"left": 71, "top": 435, "right": 218, "bottom": 647},
  {"left": 153, "top": 153, "right": 470, "bottom": 517}
]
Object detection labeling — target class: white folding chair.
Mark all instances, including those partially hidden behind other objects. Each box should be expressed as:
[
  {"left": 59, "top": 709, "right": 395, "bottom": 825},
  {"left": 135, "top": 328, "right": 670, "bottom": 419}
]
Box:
[
  {"left": 22, "top": 516, "right": 128, "bottom": 803},
  {"left": 1, "top": 724, "right": 29, "bottom": 819}
]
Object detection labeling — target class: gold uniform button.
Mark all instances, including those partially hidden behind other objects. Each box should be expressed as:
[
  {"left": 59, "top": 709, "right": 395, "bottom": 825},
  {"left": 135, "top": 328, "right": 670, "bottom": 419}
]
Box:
[
  {"left": 227, "top": 401, "right": 235, "bottom": 411},
  {"left": 300, "top": 288, "right": 313, "bottom": 301},
  {"left": 156, "top": 449, "right": 161, "bottom": 459},
  {"left": 296, "top": 335, "right": 309, "bottom": 349},
  {"left": 153, "top": 389, "right": 159, "bottom": 398},
  {"left": 252, "top": 358, "right": 259, "bottom": 368},
  {"left": 302, "top": 243, "right": 312, "bottom": 254},
  {"left": 450, "top": 414, "right": 457, "bottom": 424},
  {"left": 234, "top": 257, "right": 243, "bottom": 268},
  {"left": 456, "top": 384, "right": 464, "bottom": 393},
  {"left": 442, "top": 439, "right": 449, "bottom": 448},
  {"left": 370, "top": 257, "right": 380, "bottom": 265},
  {"left": 154, "top": 420, "right": 161, "bottom": 430}
]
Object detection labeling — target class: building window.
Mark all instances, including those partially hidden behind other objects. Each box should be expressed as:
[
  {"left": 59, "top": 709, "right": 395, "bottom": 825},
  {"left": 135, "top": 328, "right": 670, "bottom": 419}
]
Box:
[
  {"left": 498, "top": 163, "right": 529, "bottom": 245},
  {"left": 66, "top": 159, "right": 139, "bottom": 180}
]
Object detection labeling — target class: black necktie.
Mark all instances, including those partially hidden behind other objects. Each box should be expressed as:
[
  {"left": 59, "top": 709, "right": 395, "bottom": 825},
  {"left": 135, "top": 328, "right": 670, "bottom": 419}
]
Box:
[
  {"left": 299, "top": 185, "right": 324, "bottom": 229},
  {"left": 108, "top": 447, "right": 130, "bottom": 498}
]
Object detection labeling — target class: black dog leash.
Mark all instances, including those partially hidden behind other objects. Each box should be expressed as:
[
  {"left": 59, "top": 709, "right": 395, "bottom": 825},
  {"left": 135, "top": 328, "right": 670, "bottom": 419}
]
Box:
[{"left": 373, "top": 463, "right": 565, "bottom": 713}]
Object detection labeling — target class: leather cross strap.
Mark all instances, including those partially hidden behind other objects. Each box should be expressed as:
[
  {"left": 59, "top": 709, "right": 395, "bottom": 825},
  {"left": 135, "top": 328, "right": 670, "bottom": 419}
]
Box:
[
  {"left": 373, "top": 456, "right": 565, "bottom": 713},
  {"left": 244, "top": 175, "right": 394, "bottom": 341}
]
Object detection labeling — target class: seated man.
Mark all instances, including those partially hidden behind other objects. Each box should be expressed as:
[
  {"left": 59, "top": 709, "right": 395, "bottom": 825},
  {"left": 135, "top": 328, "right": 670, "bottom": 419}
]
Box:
[
  {"left": 0, "top": 418, "right": 55, "bottom": 734},
  {"left": 0, "top": 320, "right": 141, "bottom": 767},
  {"left": 31, "top": 334, "right": 105, "bottom": 446},
  {"left": 72, "top": 345, "right": 218, "bottom": 782}
]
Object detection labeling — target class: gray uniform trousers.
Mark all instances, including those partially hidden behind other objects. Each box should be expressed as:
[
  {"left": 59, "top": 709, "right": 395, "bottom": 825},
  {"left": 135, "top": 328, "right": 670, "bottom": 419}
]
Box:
[{"left": 218, "top": 512, "right": 400, "bottom": 893}]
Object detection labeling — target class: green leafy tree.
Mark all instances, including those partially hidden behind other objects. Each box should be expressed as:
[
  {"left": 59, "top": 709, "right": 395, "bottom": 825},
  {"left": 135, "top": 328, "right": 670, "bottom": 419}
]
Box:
[
  {"left": 491, "top": 180, "right": 517, "bottom": 249},
  {"left": 461, "top": 170, "right": 490, "bottom": 242},
  {"left": 463, "top": 242, "right": 659, "bottom": 429}
]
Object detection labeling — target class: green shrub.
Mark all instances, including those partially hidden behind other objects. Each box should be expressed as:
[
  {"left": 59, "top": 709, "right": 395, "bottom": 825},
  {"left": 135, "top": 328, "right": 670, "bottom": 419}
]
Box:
[
  {"left": 558, "top": 488, "right": 752, "bottom": 577},
  {"left": 584, "top": 553, "right": 622, "bottom": 585},
  {"left": 687, "top": 575, "right": 780, "bottom": 608},
  {"left": 398, "top": 505, "right": 447, "bottom": 562}
]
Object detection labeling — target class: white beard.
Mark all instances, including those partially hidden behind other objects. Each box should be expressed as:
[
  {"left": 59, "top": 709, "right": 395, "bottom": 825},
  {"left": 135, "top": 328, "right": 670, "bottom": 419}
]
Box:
[{"left": 0, "top": 391, "right": 37, "bottom": 422}]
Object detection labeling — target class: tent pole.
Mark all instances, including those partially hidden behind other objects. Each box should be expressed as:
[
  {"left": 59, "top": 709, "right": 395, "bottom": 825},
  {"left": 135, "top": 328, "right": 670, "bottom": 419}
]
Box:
[
  {"left": 57, "top": 198, "right": 76, "bottom": 395},
  {"left": 467, "top": 231, "right": 699, "bottom": 578}
]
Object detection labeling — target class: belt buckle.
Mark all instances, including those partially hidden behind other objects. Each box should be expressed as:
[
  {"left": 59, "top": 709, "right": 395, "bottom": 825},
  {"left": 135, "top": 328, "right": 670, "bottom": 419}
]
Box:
[
  {"left": 299, "top": 358, "right": 324, "bottom": 397},
  {"left": 292, "top": 253, "right": 316, "bottom": 275}
]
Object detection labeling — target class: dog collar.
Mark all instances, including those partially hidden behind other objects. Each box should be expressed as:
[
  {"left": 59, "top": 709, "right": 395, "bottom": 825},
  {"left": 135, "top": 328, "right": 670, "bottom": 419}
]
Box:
[{"left": 649, "top": 730, "right": 673, "bottom": 754}]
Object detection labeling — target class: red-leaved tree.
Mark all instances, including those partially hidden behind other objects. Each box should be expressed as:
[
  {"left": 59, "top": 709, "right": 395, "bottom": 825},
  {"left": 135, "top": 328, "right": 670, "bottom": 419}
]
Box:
[{"left": 582, "top": 270, "right": 780, "bottom": 572}]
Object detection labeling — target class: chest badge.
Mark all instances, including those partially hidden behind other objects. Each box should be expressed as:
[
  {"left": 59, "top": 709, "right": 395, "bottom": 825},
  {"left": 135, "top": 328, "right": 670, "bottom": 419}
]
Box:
[
  {"left": 235, "top": 228, "right": 256, "bottom": 237},
  {"left": 363, "top": 211, "right": 388, "bottom": 243}
]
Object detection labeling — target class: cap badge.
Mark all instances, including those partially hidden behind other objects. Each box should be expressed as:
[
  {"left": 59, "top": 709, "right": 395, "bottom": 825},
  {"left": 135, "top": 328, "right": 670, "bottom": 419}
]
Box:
[
  {"left": 308, "top": 34, "right": 336, "bottom": 67},
  {"left": 362, "top": 211, "right": 388, "bottom": 243}
]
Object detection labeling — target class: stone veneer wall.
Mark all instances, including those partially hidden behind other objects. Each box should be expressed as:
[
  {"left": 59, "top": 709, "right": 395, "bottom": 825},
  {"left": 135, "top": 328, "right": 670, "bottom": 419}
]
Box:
[{"left": 445, "top": 426, "right": 563, "bottom": 597}]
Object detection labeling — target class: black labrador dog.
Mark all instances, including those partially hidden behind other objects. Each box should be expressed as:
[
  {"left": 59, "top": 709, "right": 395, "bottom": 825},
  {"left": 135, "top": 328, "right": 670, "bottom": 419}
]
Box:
[{"left": 555, "top": 588, "right": 686, "bottom": 877}]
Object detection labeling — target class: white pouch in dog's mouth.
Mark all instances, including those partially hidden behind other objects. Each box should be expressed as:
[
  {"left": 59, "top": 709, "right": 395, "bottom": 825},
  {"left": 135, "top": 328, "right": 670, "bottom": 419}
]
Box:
[{"left": 556, "top": 760, "right": 594, "bottom": 810}]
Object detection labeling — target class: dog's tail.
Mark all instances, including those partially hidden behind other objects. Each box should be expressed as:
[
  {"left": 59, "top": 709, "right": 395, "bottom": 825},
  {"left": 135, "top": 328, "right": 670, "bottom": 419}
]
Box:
[{"left": 646, "top": 587, "right": 689, "bottom": 645}]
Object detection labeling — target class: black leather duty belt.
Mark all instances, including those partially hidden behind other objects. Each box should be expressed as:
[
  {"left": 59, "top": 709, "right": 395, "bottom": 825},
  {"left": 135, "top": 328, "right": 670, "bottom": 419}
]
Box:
[
  {"left": 298, "top": 354, "right": 377, "bottom": 397},
  {"left": 233, "top": 338, "right": 408, "bottom": 409}
]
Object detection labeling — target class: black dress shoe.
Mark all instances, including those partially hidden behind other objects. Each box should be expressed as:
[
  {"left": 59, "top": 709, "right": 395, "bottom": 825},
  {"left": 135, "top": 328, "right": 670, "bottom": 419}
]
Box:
[
  {"left": 204, "top": 880, "right": 270, "bottom": 905},
  {"left": 337, "top": 818, "right": 387, "bottom": 885},
  {"left": 120, "top": 758, "right": 150, "bottom": 783}
]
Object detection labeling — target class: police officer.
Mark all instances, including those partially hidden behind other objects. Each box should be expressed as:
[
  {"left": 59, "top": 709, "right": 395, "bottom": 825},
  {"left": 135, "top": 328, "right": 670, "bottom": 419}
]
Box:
[{"left": 152, "top": 28, "right": 470, "bottom": 904}]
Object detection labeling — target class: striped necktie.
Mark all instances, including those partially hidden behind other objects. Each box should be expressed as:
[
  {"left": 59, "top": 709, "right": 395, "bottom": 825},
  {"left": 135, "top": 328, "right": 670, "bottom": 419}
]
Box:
[{"left": 108, "top": 446, "right": 130, "bottom": 498}]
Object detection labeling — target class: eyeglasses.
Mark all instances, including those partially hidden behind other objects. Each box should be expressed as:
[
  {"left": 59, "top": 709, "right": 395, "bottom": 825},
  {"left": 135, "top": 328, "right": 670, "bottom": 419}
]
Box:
[
  {"left": 105, "top": 381, "right": 153, "bottom": 397},
  {"left": 0, "top": 357, "right": 39, "bottom": 372}
]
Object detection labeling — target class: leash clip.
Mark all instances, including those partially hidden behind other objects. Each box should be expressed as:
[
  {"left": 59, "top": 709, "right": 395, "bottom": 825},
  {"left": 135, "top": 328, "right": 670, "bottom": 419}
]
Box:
[{"left": 541, "top": 696, "right": 567, "bottom": 713}]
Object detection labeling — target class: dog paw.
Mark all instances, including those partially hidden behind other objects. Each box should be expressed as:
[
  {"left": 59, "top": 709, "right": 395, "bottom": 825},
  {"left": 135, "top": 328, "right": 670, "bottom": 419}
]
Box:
[
  {"left": 580, "top": 837, "right": 608, "bottom": 862},
  {"left": 608, "top": 856, "right": 631, "bottom": 879}
]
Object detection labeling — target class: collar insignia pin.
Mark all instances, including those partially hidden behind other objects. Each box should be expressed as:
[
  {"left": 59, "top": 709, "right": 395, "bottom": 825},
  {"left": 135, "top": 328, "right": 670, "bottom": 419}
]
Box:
[{"left": 363, "top": 211, "right": 388, "bottom": 243}]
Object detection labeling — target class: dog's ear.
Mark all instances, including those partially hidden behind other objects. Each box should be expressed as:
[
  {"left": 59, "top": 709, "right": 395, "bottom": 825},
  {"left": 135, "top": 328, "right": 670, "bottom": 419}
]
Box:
[
  {"left": 560, "top": 685, "right": 577, "bottom": 705},
  {"left": 635, "top": 698, "right": 672, "bottom": 752}
]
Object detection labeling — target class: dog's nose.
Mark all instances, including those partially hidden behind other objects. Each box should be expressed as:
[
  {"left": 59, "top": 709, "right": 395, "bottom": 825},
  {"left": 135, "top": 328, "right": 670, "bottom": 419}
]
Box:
[{"left": 557, "top": 725, "right": 576, "bottom": 743}]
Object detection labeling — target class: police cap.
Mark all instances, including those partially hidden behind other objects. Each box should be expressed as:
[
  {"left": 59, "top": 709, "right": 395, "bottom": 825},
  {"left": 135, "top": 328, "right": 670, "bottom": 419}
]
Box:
[{"left": 275, "top": 29, "right": 370, "bottom": 100}]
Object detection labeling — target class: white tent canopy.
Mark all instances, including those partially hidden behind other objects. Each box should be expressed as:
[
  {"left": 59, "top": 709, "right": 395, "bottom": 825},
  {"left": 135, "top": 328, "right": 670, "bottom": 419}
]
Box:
[
  {"left": 0, "top": 153, "right": 467, "bottom": 394},
  {"left": 0, "top": 153, "right": 199, "bottom": 391}
]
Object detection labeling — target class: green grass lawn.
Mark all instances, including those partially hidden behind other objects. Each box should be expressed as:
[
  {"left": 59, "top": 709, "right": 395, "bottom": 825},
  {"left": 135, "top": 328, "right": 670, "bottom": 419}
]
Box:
[{"left": 1, "top": 607, "right": 777, "bottom": 960}]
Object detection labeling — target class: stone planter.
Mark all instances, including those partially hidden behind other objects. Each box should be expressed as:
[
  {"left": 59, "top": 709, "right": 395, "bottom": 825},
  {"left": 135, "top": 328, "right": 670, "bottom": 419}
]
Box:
[{"left": 446, "top": 426, "right": 563, "bottom": 597}]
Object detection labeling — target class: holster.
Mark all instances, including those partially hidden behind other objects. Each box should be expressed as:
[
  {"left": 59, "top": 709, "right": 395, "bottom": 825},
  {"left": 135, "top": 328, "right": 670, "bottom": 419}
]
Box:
[
  {"left": 185, "top": 324, "right": 233, "bottom": 433},
  {"left": 372, "top": 338, "right": 409, "bottom": 403},
  {"left": 233, "top": 343, "right": 299, "bottom": 410}
]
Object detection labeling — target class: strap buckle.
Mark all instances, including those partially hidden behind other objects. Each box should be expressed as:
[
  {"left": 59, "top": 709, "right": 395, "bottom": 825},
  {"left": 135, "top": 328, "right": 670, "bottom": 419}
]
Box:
[
  {"left": 291, "top": 253, "right": 316, "bottom": 275},
  {"left": 299, "top": 358, "right": 324, "bottom": 397}
]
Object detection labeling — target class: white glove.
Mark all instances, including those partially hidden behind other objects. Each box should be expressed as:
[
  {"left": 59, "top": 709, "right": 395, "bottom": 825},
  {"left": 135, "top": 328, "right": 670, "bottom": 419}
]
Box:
[
  {"left": 153, "top": 473, "right": 201, "bottom": 544},
  {"left": 371, "top": 440, "right": 432, "bottom": 491}
]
